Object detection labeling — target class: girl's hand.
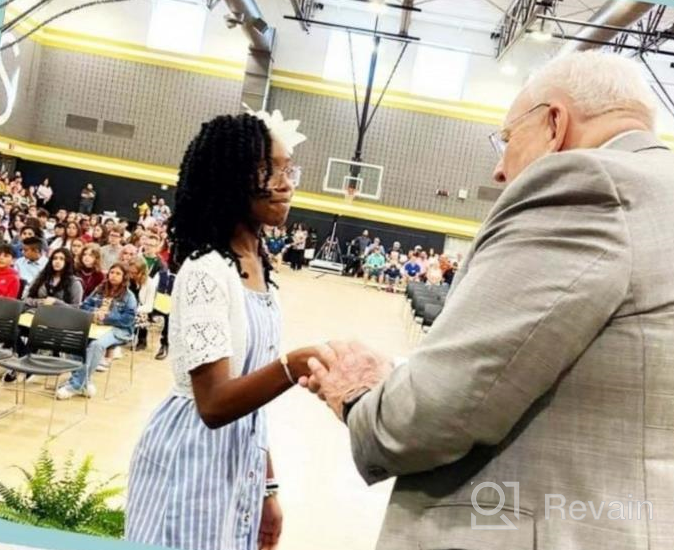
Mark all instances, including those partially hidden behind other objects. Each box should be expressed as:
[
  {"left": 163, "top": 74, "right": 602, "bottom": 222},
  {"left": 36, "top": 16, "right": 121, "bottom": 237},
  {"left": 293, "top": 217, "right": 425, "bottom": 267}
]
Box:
[{"left": 258, "top": 495, "right": 282, "bottom": 549}]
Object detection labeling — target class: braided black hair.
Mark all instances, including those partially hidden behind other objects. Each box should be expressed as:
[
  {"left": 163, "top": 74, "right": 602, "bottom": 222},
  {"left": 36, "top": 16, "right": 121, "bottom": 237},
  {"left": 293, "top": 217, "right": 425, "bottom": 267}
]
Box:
[{"left": 170, "top": 113, "right": 276, "bottom": 287}]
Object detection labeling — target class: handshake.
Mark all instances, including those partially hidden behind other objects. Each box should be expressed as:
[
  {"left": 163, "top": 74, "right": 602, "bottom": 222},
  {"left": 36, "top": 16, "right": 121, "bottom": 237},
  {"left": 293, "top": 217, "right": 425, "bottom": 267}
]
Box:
[{"left": 285, "top": 341, "right": 395, "bottom": 421}]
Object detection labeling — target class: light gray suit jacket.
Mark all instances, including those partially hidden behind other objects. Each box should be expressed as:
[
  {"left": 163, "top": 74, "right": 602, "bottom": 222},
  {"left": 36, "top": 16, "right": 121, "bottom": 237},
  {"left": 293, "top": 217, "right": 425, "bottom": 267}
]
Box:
[{"left": 348, "top": 131, "right": 674, "bottom": 550}]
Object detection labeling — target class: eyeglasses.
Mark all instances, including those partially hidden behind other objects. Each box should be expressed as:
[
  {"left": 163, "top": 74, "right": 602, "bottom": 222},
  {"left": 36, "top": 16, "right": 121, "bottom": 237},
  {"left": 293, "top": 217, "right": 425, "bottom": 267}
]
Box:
[
  {"left": 488, "top": 102, "right": 551, "bottom": 157},
  {"left": 260, "top": 164, "right": 302, "bottom": 189}
]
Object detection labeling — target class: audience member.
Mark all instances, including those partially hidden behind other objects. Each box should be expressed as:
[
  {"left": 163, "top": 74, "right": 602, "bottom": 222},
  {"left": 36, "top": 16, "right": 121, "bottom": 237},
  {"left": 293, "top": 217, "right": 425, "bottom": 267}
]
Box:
[
  {"left": 24, "top": 248, "right": 83, "bottom": 309},
  {"left": 363, "top": 245, "right": 386, "bottom": 286},
  {"left": 15, "top": 237, "right": 47, "bottom": 290},
  {"left": 0, "top": 243, "right": 20, "bottom": 299},
  {"left": 143, "top": 233, "right": 165, "bottom": 277},
  {"left": 119, "top": 243, "right": 139, "bottom": 266},
  {"left": 57, "top": 263, "right": 137, "bottom": 400},
  {"left": 403, "top": 254, "right": 421, "bottom": 282},
  {"left": 76, "top": 243, "right": 105, "bottom": 298},
  {"left": 92, "top": 224, "right": 108, "bottom": 246},
  {"left": 289, "top": 223, "right": 307, "bottom": 271},
  {"left": 79, "top": 183, "right": 96, "bottom": 214},
  {"left": 128, "top": 257, "right": 157, "bottom": 352},
  {"left": 101, "top": 225, "right": 124, "bottom": 271},
  {"left": 36, "top": 178, "right": 52, "bottom": 209},
  {"left": 70, "top": 238, "right": 85, "bottom": 261}
]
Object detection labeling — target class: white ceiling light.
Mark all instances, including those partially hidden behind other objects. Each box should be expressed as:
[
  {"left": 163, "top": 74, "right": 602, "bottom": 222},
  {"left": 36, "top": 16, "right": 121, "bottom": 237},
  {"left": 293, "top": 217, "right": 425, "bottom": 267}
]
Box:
[
  {"left": 369, "top": 0, "right": 386, "bottom": 15},
  {"left": 147, "top": 0, "right": 207, "bottom": 55}
]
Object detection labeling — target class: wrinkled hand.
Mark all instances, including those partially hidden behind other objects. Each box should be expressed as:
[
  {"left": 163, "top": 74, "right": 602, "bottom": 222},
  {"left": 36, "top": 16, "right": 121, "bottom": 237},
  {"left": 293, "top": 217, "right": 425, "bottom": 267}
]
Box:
[
  {"left": 258, "top": 495, "right": 282, "bottom": 550},
  {"left": 299, "top": 340, "right": 393, "bottom": 420}
]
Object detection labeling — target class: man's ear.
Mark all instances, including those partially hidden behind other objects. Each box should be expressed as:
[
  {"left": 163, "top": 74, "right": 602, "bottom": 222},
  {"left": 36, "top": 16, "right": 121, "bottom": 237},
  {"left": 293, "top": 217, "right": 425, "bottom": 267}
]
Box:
[{"left": 547, "top": 104, "right": 569, "bottom": 152}]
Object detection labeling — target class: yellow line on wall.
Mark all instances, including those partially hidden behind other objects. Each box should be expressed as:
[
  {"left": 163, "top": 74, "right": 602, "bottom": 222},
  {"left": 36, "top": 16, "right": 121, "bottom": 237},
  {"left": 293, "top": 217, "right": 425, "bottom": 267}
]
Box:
[{"left": 0, "top": 135, "right": 480, "bottom": 237}]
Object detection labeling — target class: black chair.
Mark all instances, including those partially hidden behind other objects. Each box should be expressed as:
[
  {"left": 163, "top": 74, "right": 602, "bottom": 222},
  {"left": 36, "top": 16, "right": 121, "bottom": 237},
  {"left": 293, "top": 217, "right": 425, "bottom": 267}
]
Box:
[
  {"left": 0, "top": 305, "right": 93, "bottom": 437},
  {"left": 0, "top": 297, "right": 23, "bottom": 361},
  {"left": 422, "top": 303, "right": 443, "bottom": 329}
]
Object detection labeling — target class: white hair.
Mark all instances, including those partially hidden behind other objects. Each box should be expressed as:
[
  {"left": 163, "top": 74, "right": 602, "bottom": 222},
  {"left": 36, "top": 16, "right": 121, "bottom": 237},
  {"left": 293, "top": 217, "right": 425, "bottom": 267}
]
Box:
[{"left": 526, "top": 51, "right": 658, "bottom": 129}]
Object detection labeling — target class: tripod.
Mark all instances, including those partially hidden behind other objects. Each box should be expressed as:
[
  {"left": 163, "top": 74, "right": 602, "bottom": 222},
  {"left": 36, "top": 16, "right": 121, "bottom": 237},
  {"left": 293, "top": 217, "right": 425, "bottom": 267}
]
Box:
[{"left": 315, "top": 216, "right": 343, "bottom": 265}]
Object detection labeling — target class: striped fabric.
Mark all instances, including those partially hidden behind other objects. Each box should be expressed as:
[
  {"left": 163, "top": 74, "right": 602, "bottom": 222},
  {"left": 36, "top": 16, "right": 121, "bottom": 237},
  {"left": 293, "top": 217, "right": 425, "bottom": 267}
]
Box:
[{"left": 125, "top": 288, "right": 281, "bottom": 550}]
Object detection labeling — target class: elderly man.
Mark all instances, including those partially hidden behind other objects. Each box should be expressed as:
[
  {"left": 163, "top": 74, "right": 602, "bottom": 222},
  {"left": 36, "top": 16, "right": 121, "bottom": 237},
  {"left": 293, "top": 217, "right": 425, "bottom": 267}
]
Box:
[{"left": 305, "top": 51, "right": 674, "bottom": 550}]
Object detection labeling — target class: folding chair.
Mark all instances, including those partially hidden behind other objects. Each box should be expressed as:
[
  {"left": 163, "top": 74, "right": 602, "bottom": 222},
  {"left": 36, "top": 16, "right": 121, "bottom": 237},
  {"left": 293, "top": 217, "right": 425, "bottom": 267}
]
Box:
[
  {"left": 0, "top": 297, "right": 25, "bottom": 417},
  {"left": 0, "top": 305, "right": 92, "bottom": 437},
  {"left": 103, "top": 326, "right": 136, "bottom": 400}
]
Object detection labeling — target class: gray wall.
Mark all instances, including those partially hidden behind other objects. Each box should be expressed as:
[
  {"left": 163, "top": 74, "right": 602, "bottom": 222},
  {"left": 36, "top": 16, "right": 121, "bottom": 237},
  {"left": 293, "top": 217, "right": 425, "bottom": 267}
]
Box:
[
  {"left": 0, "top": 37, "right": 41, "bottom": 141},
  {"left": 31, "top": 48, "right": 244, "bottom": 166},
  {"left": 269, "top": 87, "right": 499, "bottom": 221},
  {"left": 1, "top": 45, "right": 501, "bottom": 221}
]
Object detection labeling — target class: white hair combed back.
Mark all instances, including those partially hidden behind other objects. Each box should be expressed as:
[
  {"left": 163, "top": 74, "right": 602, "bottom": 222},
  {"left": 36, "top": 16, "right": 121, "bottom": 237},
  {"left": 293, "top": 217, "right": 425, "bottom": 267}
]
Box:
[{"left": 526, "top": 51, "right": 658, "bottom": 129}]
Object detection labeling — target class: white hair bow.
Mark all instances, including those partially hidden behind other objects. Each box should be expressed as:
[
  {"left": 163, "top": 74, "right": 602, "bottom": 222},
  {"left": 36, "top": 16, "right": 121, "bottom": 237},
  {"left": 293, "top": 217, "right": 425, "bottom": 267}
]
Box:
[{"left": 243, "top": 103, "right": 307, "bottom": 155}]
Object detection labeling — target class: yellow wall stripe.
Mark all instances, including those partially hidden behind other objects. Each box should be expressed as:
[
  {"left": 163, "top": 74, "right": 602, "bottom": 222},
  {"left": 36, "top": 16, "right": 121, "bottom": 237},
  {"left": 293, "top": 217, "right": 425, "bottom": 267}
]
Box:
[{"left": 0, "top": 135, "right": 480, "bottom": 237}]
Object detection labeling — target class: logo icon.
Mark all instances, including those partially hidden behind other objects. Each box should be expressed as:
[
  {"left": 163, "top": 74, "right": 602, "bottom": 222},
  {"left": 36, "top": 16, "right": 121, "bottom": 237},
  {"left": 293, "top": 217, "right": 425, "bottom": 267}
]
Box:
[
  {"left": 471, "top": 481, "right": 520, "bottom": 530},
  {"left": 0, "top": 32, "right": 21, "bottom": 126}
]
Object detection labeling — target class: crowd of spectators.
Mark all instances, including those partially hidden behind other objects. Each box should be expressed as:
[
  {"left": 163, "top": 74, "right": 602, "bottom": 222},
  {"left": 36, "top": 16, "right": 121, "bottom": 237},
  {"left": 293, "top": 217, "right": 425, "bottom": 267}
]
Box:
[
  {"left": 344, "top": 230, "right": 459, "bottom": 291},
  {"left": 0, "top": 171, "right": 174, "bottom": 401},
  {"left": 264, "top": 225, "right": 460, "bottom": 292}
]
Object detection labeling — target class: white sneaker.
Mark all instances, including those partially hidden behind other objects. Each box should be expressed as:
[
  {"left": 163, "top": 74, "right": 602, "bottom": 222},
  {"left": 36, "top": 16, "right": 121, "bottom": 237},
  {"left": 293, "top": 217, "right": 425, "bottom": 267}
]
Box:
[
  {"left": 55, "top": 383, "right": 96, "bottom": 400},
  {"left": 112, "top": 347, "right": 123, "bottom": 359},
  {"left": 96, "top": 357, "right": 111, "bottom": 372}
]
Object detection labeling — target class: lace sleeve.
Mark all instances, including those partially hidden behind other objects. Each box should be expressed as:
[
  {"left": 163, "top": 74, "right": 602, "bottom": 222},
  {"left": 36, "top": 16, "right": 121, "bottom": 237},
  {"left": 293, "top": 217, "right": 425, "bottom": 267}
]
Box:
[{"left": 177, "top": 267, "right": 234, "bottom": 374}]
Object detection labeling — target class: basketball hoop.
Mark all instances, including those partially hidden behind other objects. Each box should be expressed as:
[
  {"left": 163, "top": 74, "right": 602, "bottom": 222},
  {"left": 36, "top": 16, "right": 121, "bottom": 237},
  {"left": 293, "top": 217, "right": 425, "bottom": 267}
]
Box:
[{"left": 344, "top": 186, "right": 357, "bottom": 203}]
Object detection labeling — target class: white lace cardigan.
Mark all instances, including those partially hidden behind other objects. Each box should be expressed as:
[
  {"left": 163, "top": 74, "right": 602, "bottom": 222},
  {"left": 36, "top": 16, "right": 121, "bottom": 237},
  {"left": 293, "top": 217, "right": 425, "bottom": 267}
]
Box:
[{"left": 168, "top": 251, "right": 249, "bottom": 399}]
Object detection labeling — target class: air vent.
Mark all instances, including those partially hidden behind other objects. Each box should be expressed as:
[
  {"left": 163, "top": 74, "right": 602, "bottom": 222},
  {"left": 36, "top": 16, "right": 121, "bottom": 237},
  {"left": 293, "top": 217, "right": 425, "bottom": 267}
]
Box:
[
  {"left": 102, "top": 120, "right": 135, "bottom": 139},
  {"left": 477, "top": 185, "right": 503, "bottom": 202},
  {"left": 65, "top": 114, "right": 98, "bottom": 132}
]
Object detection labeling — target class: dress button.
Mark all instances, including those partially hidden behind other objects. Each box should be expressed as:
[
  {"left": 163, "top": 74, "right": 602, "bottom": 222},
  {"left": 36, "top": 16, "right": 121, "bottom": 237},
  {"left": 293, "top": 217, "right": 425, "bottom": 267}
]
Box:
[
  {"left": 269, "top": 344, "right": 275, "bottom": 352},
  {"left": 243, "top": 513, "right": 250, "bottom": 523},
  {"left": 248, "top": 471, "right": 254, "bottom": 479}
]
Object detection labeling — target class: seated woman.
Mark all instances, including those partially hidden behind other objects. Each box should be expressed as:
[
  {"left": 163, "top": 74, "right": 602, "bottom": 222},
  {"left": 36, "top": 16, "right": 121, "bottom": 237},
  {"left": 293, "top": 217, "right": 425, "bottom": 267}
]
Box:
[
  {"left": 92, "top": 224, "right": 108, "bottom": 246},
  {"left": 24, "top": 248, "right": 83, "bottom": 309},
  {"left": 127, "top": 256, "right": 157, "bottom": 351},
  {"left": 76, "top": 243, "right": 105, "bottom": 299},
  {"left": 56, "top": 263, "right": 137, "bottom": 400},
  {"left": 70, "top": 238, "right": 85, "bottom": 263},
  {"left": 1, "top": 248, "right": 83, "bottom": 384}
]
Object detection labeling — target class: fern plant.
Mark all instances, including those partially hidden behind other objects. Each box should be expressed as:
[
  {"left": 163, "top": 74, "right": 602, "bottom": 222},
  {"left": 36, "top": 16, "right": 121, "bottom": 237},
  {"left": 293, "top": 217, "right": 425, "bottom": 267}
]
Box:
[{"left": 0, "top": 448, "right": 125, "bottom": 538}]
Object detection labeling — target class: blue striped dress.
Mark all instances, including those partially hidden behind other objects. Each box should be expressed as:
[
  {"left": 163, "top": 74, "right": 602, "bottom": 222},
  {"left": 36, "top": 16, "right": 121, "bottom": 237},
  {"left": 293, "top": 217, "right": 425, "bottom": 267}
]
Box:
[{"left": 125, "top": 288, "right": 281, "bottom": 550}]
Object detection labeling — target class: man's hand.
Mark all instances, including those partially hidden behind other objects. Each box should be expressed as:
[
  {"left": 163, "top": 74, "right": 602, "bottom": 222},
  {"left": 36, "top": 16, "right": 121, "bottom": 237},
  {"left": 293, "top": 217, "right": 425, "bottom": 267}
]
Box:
[{"left": 300, "top": 341, "right": 393, "bottom": 420}]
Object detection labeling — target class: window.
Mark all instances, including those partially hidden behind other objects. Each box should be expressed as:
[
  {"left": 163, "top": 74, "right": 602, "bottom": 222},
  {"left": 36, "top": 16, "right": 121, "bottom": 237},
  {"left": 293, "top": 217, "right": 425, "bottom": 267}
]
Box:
[
  {"left": 411, "top": 46, "right": 468, "bottom": 100},
  {"left": 323, "top": 31, "right": 387, "bottom": 86},
  {"left": 147, "top": 0, "right": 207, "bottom": 55}
]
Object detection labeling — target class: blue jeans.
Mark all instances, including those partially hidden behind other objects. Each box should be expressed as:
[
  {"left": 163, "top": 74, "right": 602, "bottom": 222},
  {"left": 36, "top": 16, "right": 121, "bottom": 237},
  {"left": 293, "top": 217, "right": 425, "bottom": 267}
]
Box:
[{"left": 69, "top": 331, "right": 126, "bottom": 390}]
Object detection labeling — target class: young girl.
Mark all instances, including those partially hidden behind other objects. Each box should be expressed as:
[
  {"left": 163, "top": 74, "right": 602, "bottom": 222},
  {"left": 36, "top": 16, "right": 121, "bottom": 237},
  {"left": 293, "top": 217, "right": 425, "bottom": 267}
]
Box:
[
  {"left": 36, "top": 178, "right": 53, "bottom": 209},
  {"left": 70, "top": 238, "right": 85, "bottom": 263},
  {"left": 25, "top": 248, "right": 83, "bottom": 309},
  {"left": 127, "top": 256, "right": 157, "bottom": 351},
  {"left": 50, "top": 220, "right": 80, "bottom": 252},
  {"left": 56, "top": 263, "right": 137, "bottom": 399},
  {"left": 92, "top": 224, "right": 108, "bottom": 246},
  {"left": 76, "top": 243, "right": 105, "bottom": 299},
  {"left": 126, "top": 112, "right": 317, "bottom": 550}
]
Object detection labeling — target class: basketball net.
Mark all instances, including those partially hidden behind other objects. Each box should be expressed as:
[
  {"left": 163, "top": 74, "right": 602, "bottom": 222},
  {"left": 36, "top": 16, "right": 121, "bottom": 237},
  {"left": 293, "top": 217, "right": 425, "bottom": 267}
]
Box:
[{"left": 344, "top": 187, "right": 356, "bottom": 203}]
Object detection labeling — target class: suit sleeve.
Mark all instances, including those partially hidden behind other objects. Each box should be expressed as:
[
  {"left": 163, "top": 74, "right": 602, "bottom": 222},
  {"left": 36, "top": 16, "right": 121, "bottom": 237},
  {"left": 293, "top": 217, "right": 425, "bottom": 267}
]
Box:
[{"left": 348, "top": 152, "right": 632, "bottom": 484}]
